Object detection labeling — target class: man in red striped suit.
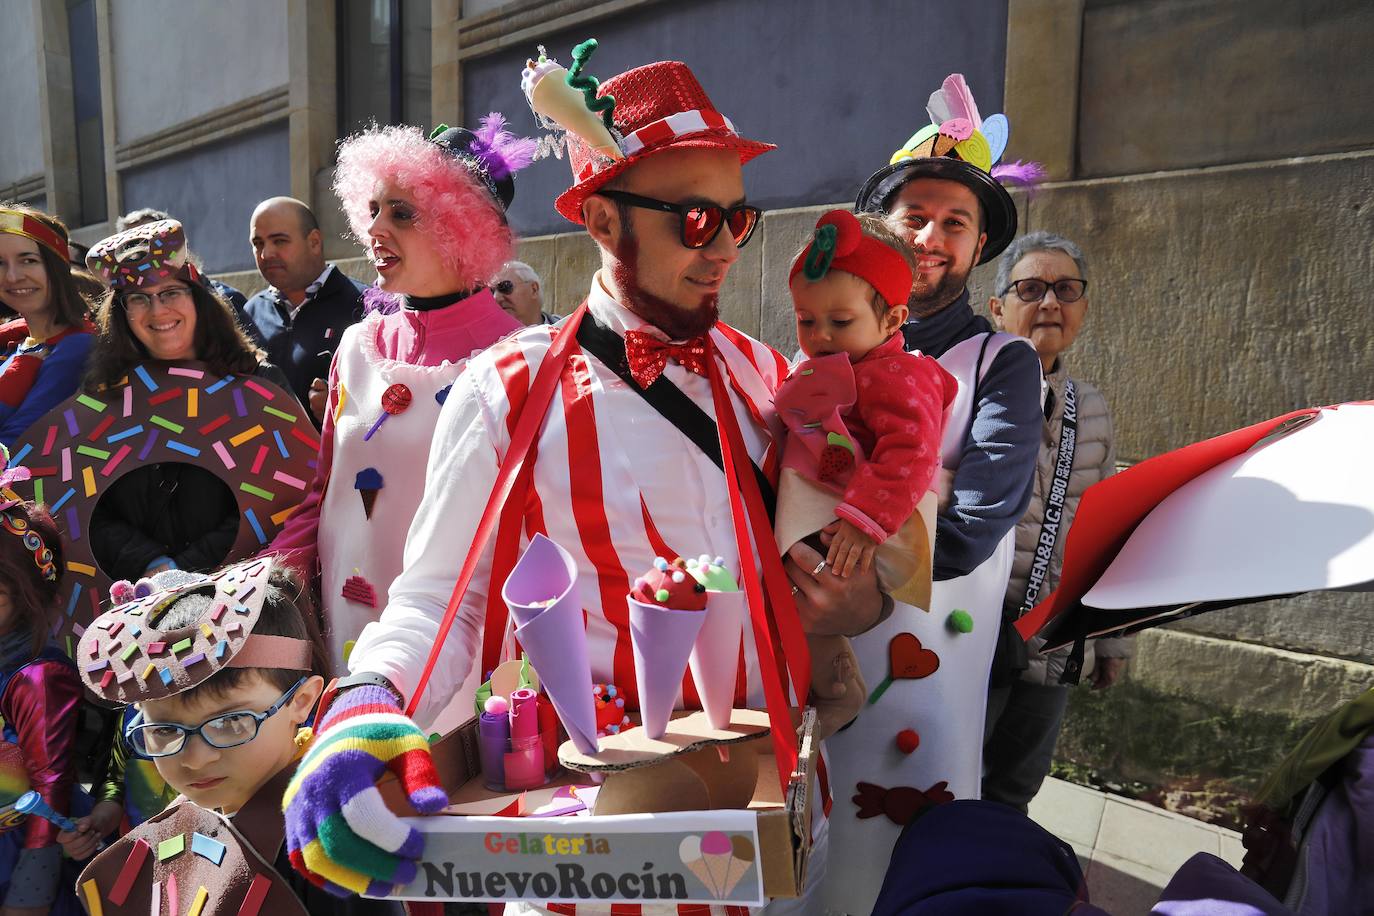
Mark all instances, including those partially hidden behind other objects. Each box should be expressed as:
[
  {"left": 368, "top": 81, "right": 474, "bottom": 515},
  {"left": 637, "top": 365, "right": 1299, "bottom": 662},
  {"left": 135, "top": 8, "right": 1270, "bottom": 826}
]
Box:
[{"left": 285, "top": 58, "right": 887, "bottom": 914}]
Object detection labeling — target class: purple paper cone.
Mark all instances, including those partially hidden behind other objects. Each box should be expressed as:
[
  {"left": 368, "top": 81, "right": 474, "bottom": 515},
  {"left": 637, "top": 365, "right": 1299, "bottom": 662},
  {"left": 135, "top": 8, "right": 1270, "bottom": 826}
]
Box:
[
  {"left": 502, "top": 534, "right": 599, "bottom": 754},
  {"left": 688, "top": 590, "right": 746, "bottom": 730},
  {"left": 628, "top": 596, "right": 707, "bottom": 739}
]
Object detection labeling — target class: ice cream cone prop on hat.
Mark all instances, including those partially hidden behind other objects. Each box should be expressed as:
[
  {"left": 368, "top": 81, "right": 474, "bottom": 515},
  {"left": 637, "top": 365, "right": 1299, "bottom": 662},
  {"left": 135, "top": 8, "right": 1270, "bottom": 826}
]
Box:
[
  {"left": 629, "top": 557, "right": 708, "bottom": 739},
  {"left": 501, "top": 534, "right": 600, "bottom": 754},
  {"left": 522, "top": 43, "right": 624, "bottom": 163},
  {"left": 684, "top": 555, "right": 745, "bottom": 731},
  {"left": 522, "top": 38, "right": 775, "bottom": 223}
]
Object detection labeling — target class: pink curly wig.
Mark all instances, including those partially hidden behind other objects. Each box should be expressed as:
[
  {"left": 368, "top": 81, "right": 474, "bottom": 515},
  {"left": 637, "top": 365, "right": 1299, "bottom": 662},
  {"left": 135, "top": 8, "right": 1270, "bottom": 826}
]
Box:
[{"left": 333, "top": 123, "right": 513, "bottom": 288}]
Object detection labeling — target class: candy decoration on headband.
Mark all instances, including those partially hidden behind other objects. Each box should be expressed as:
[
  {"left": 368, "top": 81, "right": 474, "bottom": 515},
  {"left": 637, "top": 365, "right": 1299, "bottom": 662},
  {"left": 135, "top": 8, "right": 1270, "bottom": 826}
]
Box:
[
  {"left": 3, "top": 362, "right": 319, "bottom": 655},
  {"left": 521, "top": 44, "right": 625, "bottom": 162},
  {"left": 0, "top": 208, "right": 71, "bottom": 263},
  {"left": 567, "top": 39, "right": 617, "bottom": 130},
  {"left": 790, "top": 210, "right": 913, "bottom": 310}
]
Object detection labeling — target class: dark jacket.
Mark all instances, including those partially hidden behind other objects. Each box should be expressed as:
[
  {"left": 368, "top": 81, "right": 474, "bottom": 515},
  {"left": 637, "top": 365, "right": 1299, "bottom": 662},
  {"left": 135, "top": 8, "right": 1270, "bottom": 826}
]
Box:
[
  {"left": 902, "top": 290, "right": 1043, "bottom": 580},
  {"left": 89, "top": 362, "right": 290, "bottom": 580},
  {"left": 241, "top": 266, "right": 365, "bottom": 418}
]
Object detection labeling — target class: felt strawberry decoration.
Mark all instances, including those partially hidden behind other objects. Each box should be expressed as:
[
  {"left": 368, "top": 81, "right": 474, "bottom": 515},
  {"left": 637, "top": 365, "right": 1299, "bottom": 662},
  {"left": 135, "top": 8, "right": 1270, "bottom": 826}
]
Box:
[{"left": 817, "top": 432, "right": 857, "bottom": 484}]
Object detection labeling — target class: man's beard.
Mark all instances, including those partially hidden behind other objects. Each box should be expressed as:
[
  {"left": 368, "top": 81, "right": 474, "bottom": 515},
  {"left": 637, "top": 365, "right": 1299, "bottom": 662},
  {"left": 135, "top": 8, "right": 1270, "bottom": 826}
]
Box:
[
  {"left": 906, "top": 257, "right": 973, "bottom": 319},
  {"left": 610, "top": 230, "right": 719, "bottom": 340}
]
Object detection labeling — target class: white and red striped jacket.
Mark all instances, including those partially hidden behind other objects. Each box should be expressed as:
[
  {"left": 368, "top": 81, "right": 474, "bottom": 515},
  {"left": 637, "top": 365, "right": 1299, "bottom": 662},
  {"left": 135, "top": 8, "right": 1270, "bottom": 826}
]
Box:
[{"left": 352, "top": 275, "right": 789, "bottom": 730}]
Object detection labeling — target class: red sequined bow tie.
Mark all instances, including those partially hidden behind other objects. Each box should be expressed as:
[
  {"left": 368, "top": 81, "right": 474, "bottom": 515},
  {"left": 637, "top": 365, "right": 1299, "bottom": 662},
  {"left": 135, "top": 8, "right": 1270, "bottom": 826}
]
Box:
[{"left": 624, "top": 329, "right": 710, "bottom": 388}]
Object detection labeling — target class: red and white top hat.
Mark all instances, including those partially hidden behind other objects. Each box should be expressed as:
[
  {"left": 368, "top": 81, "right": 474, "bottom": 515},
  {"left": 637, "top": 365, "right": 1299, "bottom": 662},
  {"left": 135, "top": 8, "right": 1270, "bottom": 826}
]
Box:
[{"left": 553, "top": 60, "right": 775, "bottom": 224}]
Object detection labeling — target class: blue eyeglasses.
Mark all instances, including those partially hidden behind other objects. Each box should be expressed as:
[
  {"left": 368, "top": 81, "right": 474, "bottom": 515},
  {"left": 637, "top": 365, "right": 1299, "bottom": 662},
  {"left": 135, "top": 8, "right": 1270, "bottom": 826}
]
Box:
[{"left": 125, "top": 677, "right": 307, "bottom": 758}]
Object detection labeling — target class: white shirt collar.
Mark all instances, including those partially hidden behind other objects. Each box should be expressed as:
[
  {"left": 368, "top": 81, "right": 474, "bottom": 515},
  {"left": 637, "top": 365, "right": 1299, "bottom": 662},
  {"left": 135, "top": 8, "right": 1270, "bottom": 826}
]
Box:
[{"left": 271, "top": 263, "right": 335, "bottom": 318}]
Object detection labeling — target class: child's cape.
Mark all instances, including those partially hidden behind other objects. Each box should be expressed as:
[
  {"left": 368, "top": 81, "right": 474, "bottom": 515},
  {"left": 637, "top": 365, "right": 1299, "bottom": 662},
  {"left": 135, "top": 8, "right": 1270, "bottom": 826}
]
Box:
[{"left": 772, "top": 354, "right": 938, "bottom": 608}]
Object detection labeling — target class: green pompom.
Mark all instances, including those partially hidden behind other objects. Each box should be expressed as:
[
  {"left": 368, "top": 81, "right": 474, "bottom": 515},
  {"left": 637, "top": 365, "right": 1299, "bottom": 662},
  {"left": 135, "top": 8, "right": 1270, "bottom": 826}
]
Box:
[
  {"left": 655, "top": 588, "right": 670, "bottom": 602},
  {"left": 947, "top": 609, "right": 974, "bottom": 634}
]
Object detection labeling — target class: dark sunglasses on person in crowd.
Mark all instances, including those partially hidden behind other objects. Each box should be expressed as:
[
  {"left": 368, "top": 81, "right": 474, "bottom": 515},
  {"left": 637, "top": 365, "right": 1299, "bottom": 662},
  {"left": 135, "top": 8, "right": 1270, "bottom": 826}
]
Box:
[
  {"left": 492, "top": 280, "right": 516, "bottom": 295},
  {"left": 595, "top": 190, "right": 762, "bottom": 250},
  {"left": 1006, "top": 277, "right": 1088, "bottom": 304}
]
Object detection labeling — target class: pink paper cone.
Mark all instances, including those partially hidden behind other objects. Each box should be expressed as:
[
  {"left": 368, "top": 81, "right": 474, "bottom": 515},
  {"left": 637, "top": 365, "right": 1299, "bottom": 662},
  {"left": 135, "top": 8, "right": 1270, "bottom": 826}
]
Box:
[
  {"left": 502, "top": 534, "right": 599, "bottom": 754},
  {"left": 688, "top": 590, "right": 746, "bottom": 729},
  {"left": 628, "top": 596, "right": 707, "bottom": 739}
]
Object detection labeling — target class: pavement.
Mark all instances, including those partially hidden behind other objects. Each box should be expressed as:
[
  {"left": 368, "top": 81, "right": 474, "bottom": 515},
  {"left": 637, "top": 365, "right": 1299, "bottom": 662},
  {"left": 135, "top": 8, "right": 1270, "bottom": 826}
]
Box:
[{"left": 1027, "top": 777, "right": 1246, "bottom": 915}]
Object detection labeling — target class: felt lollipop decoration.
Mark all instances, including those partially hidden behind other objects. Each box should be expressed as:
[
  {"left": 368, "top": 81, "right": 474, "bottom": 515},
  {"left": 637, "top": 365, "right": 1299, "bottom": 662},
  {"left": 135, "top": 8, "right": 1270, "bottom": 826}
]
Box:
[
  {"left": 363, "top": 383, "right": 413, "bottom": 441},
  {"left": 867, "top": 632, "right": 939, "bottom": 705}
]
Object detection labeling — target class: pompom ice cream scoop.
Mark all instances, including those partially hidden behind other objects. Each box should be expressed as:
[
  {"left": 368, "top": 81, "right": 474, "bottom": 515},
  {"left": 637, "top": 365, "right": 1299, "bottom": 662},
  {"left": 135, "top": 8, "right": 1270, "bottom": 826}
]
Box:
[
  {"left": 628, "top": 557, "right": 707, "bottom": 738},
  {"left": 522, "top": 50, "right": 625, "bottom": 162}
]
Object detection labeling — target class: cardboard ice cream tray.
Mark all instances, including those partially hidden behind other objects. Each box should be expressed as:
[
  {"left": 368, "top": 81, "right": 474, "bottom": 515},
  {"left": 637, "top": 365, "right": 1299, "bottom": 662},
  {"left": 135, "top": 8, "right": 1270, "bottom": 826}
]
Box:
[{"left": 377, "top": 708, "right": 818, "bottom": 905}]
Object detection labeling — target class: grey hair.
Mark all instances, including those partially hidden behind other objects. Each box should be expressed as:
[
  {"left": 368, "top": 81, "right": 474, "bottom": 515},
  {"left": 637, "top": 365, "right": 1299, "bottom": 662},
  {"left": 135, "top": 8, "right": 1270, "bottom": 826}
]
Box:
[
  {"left": 993, "top": 231, "right": 1088, "bottom": 296},
  {"left": 498, "top": 260, "right": 541, "bottom": 284},
  {"left": 116, "top": 207, "right": 172, "bottom": 232}
]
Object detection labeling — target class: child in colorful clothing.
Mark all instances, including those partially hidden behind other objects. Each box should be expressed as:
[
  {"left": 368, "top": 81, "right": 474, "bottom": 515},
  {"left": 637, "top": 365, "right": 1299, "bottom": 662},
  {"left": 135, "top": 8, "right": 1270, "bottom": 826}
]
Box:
[
  {"left": 0, "top": 469, "right": 87, "bottom": 913},
  {"left": 775, "top": 210, "right": 956, "bottom": 685},
  {"left": 71, "top": 560, "right": 403, "bottom": 916}
]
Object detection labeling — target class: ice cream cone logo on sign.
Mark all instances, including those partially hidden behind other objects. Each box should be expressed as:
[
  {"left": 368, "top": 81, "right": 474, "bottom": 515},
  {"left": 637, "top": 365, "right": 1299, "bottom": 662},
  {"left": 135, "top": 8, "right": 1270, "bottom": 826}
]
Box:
[{"left": 677, "top": 832, "right": 756, "bottom": 899}]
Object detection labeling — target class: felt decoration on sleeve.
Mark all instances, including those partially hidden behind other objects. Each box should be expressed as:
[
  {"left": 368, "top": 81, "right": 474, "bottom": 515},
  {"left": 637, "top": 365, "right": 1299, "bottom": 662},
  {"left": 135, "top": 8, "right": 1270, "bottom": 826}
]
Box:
[
  {"left": 85, "top": 220, "right": 201, "bottom": 290},
  {"left": 75, "top": 785, "right": 309, "bottom": 915},
  {"left": 0, "top": 207, "right": 70, "bottom": 262},
  {"left": 789, "top": 210, "right": 914, "bottom": 309},
  {"left": 4, "top": 362, "right": 319, "bottom": 654},
  {"left": 76, "top": 558, "right": 312, "bottom": 705}
]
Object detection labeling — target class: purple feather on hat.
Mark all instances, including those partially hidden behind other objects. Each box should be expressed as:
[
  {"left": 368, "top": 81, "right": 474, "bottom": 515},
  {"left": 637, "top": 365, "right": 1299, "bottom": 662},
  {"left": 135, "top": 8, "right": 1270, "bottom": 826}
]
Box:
[
  {"left": 991, "top": 159, "right": 1046, "bottom": 189},
  {"left": 470, "top": 113, "right": 538, "bottom": 181}
]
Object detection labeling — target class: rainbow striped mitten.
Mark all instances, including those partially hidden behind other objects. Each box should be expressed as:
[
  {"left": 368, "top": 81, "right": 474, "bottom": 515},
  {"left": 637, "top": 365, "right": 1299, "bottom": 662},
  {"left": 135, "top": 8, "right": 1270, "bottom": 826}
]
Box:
[{"left": 282, "top": 685, "right": 447, "bottom": 896}]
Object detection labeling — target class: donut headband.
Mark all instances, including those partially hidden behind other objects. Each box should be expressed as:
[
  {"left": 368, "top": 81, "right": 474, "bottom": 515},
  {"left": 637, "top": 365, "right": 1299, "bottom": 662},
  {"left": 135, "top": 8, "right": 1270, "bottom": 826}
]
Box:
[
  {"left": 0, "top": 208, "right": 70, "bottom": 263},
  {"left": 77, "top": 558, "right": 313, "bottom": 705},
  {"left": 85, "top": 219, "right": 202, "bottom": 291},
  {"left": 789, "top": 210, "right": 913, "bottom": 309}
]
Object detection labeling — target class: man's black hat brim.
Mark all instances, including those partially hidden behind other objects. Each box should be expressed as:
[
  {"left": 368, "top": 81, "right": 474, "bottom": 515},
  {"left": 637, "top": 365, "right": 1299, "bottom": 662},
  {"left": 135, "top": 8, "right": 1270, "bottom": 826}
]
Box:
[{"left": 855, "top": 157, "right": 1017, "bottom": 264}]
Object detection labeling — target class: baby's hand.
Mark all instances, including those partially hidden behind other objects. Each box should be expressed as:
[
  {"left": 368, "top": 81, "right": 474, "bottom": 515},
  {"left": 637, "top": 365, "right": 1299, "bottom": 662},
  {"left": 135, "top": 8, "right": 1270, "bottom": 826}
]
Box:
[{"left": 826, "top": 519, "right": 878, "bottom": 578}]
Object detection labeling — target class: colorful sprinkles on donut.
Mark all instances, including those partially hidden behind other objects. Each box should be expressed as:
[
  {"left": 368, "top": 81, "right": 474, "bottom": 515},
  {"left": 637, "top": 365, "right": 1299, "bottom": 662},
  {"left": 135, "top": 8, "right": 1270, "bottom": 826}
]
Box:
[{"left": 6, "top": 364, "right": 320, "bottom": 657}]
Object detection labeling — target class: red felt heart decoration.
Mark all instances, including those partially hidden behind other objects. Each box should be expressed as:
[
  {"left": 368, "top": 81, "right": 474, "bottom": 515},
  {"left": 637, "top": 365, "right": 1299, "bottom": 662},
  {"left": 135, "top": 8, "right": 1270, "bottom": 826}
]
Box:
[{"left": 889, "top": 632, "right": 939, "bottom": 679}]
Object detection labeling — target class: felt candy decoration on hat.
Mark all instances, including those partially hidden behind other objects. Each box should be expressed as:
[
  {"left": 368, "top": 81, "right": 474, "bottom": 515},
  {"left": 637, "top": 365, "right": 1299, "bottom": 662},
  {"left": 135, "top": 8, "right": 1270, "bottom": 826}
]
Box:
[
  {"left": 86, "top": 219, "right": 201, "bottom": 290},
  {"left": 77, "top": 558, "right": 313, "bottom": 705},
  {"left": 789, "top": 210, "right": 914, "bottom": 309}
]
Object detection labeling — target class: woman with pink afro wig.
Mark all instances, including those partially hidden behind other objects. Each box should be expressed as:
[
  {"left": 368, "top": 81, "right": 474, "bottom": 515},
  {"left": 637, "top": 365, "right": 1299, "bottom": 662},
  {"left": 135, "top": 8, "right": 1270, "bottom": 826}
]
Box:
[{"left": 268, "top": 115, "right": 536, "bottom": 731}]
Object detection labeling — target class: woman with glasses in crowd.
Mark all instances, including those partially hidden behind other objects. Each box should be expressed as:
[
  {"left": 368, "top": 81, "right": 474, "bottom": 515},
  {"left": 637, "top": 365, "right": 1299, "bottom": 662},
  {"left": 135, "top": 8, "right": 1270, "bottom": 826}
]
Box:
[
  {"left": 0, "top": 204, "right": 96, "bottom": 449},
  {"left": 982, "top": 230, "right": 1131, "bottom": 813},
  {"left": 81, "top": 220, "right": 290, "bottom": 582},
  {"left": 267, "top": 117, "right": 533, "bottom": 729}
]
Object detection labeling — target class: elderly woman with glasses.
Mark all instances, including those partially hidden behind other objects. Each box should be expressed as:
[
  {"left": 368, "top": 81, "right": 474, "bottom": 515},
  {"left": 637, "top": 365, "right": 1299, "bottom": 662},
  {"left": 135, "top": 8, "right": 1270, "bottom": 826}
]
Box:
[
  {"left": 982, "top": 230, "right": 1132, "bottom": 812},
  {"left": 267, "top": 118, "right": 533, "bottom": 723},
  {"left": 81, "top": 220, "right": 291, "bottom": 583}
]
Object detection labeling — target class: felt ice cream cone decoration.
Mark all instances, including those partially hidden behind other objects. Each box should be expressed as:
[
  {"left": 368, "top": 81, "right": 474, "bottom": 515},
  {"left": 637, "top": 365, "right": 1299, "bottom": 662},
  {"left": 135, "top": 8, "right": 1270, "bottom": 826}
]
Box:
[
  {"left": 522, "top": 46, "right": 624, "bottom": 162},
  {"left": 628, "top": 556, "right": 707, "bottom": 739},
  {"left": 685, "top": 555, "right": 745, "bottom": 730},
  {"left": 354, "top": 467, "right": 383, "bottom": 519},
  {"left": 501, "top": 534, "right": 600, "bottom": 754}
]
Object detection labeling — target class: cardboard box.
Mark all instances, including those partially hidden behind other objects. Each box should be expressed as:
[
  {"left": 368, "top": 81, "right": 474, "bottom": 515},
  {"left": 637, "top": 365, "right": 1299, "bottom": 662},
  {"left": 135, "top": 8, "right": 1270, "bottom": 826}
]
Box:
[{"left": 379, "top": 710, "right": 817, "bottom": 905}]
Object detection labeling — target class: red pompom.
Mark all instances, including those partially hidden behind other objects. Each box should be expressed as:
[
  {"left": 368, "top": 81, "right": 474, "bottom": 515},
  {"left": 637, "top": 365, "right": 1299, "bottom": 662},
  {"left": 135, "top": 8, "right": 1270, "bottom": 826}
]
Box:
[
  {"left": 816, "top": 209, "right": 862, "bottom": 257},
  {"left": 895, "top": 728, "right": 920, "bottom": 755}
]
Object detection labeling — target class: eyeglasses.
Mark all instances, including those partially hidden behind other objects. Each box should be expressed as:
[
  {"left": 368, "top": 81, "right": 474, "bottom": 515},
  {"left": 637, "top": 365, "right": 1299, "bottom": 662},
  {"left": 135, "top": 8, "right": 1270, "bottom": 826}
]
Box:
[
  {"left": 123, "top": 286, "right": 193, "bottom": 312},
  {"left": 492, "top": 280, "right": 515, "bottom": 295},
  {"left": 1005, "top": 278, "right": 1088, "bottom": 304},
  {"left": 596, "top": 190, "right": 762, "bottom": 250},
  {"left": 125, "top": 677, "right": 307, "bottom": 758}
]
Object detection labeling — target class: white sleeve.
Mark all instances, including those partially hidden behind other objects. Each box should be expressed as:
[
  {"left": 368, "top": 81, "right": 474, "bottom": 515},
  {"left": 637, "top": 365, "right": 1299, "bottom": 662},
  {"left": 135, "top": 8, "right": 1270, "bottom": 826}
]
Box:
[{"left": 348, "top": 366, "right": 504, "bottom": 726}]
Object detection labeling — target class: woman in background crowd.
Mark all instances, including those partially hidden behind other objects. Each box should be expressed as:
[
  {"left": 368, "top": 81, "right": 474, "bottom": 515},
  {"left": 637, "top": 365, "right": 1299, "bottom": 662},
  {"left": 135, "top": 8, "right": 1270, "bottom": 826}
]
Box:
[
  {"left": 0, "top": 205, "right": 95, "bottom": 449},
  {"left": 82, "top": 219, "right": 289, "bottom": 581},
  {"left": 982, "top": 230, "right": 1131, "bottom": 811}
]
